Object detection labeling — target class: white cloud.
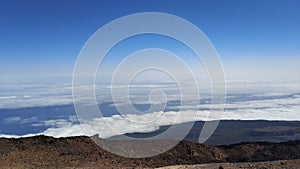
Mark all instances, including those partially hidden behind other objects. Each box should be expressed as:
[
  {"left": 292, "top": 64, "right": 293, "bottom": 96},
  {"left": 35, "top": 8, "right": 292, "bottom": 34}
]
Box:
[
  {"left": 0, "top": 81, "right": 299, "bottom": 138},
  {"left": 0, "top": 83, "right": 74, "bottom": 109},
  {"left": 0, "top": 96, "right": 17, "bottom": 99},
  {"left": 1, "top": 81, "right": 299, "bottom": 109},
  {"left": 0, "top": 133, "right": 37, "bottom": 138},
  {"left": 4, "top": 116, "right": 38, "bottom": 124},
  {"left": 4, "top": 117, "right": 22, "bottom": 123},
  {"left": 2, "top": 94, "right": 299, "bottom": 139},
  {"left": 39, "top": 99, "right": 298, "bottom": 138}
]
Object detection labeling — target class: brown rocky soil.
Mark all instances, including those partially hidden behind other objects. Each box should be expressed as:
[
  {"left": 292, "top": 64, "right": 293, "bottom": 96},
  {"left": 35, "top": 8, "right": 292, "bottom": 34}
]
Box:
[
  {"left": 0, "top": 135, "right": 299, "bottom": 168},
  {"left": 158, "top": 159, "right": 300, "bottom": 169}
]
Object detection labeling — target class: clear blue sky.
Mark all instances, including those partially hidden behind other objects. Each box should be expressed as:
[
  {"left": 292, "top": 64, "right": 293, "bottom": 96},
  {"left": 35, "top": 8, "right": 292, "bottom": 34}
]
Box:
[{"left": 1, "top": 0, "right": 300, "bottom": 82}]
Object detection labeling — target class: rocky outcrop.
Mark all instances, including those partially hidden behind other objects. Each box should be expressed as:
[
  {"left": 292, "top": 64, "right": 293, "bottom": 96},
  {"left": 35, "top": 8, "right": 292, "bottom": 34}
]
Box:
[{"left": 0, "top": 135, "right": 299, "bottom": 168}]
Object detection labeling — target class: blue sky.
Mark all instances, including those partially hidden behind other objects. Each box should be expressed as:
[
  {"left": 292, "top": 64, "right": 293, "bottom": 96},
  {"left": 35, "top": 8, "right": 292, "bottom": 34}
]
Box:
[
  {"left": 1, "top": 0, "right": 300, "bottom": 82},
  {"left": 1, "top": 0, "right": 300, "bottom": 139}
]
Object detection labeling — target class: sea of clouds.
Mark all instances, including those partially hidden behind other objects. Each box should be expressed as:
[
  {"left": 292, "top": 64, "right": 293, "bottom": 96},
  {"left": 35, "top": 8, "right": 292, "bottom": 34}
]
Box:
[{"left": 0, "top": 80, "right": 299, "bottom": 138}]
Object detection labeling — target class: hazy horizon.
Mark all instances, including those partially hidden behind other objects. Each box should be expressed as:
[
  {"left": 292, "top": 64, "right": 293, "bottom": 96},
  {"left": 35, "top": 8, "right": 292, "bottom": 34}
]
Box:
[{"left": 1, "top": 0, "right": 300, "bottom": 140}]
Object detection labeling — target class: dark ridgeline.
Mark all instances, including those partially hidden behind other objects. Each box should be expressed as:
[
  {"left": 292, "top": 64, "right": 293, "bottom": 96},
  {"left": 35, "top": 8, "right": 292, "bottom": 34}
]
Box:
[
  {"left": 111, "top": 120, "right": 300, "bottom": 145},
  {"left": 0, "top": 135, "right": 300, "bottom": 168}
]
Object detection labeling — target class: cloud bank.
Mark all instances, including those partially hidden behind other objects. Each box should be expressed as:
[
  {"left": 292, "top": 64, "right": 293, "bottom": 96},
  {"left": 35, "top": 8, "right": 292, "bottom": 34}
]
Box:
[
  {"left": 0, "top": 81, "right": 299, "bottom": 138},
  {"left": 1, "top": 92, "right": 299, "bottom": 138}
]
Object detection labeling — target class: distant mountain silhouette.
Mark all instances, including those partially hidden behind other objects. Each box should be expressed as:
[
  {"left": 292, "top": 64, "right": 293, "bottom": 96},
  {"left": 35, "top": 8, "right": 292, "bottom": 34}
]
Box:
[{"left": 110, "top": 120, "right": 300, "bottom": 145}]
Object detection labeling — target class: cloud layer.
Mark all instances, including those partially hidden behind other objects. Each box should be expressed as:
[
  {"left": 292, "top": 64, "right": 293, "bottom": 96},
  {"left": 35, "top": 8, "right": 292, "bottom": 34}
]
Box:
[{"left": 0, "top": 81, "right": 299, "bottom": 138}]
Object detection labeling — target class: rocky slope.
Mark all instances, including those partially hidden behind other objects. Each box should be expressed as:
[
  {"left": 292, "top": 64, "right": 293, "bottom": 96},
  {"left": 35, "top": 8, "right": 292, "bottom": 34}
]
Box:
[
  {"left": 158, "top": 159, "right": 300, "bottom": 169},
  {"left": 0, "top": 135, "right": 299, "bottom": 168}
]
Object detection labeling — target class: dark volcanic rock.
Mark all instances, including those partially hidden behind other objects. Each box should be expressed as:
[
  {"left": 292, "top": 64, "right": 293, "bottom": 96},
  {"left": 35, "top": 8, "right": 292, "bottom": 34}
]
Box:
[
  {"left": 0, "top": 135, "right": 299, "bottom": 168},
  {"left": 218, "top": 140, "right": 300, "bottom": 162}
]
